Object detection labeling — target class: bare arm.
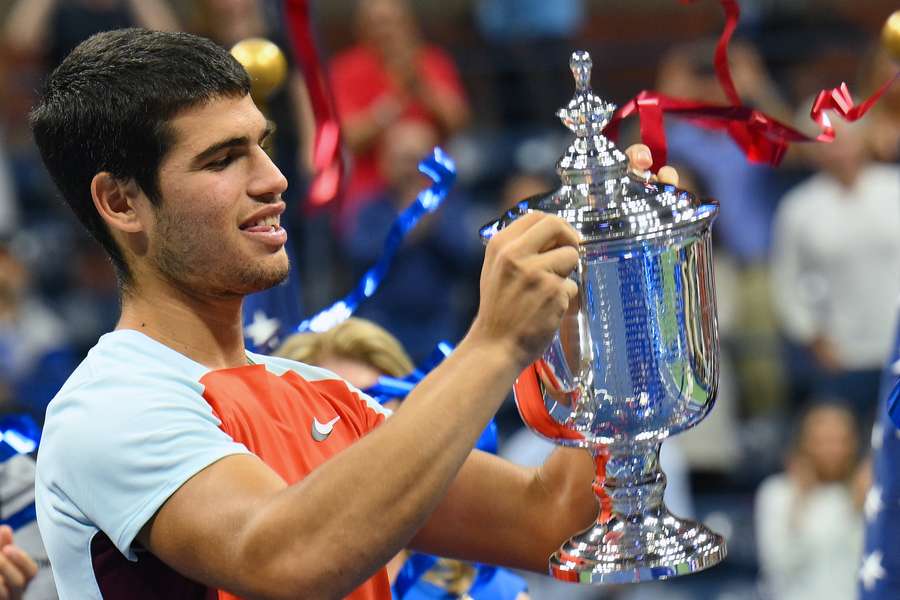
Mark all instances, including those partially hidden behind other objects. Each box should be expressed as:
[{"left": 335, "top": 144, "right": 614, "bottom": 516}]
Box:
[
  {"left": 2, "top": 0, "right": 57, "bottom": 56},
  {"left": 411, "top": 447, "right": 597, "bottom": 572},
  {"left": 139, "top": 213, "right": 581, "bottom": 599}
]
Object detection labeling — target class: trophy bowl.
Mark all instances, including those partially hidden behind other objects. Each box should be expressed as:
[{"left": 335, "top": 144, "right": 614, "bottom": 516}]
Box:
[{"left": 482, "top": 51, "right": 726, "bottom": 584}]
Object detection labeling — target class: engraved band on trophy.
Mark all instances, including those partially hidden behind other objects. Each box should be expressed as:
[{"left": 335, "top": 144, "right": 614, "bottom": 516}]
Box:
[{"left": 481, "top": 50, "right": 727, "bottom": 584}]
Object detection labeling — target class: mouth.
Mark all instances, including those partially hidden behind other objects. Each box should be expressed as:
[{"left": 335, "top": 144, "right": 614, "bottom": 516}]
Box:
[
  {"left": 240, "top": 213, "right": 281, "bottom": 233},
  {"left": 239, "top": 206, "right": 288, "bottom": 248}
]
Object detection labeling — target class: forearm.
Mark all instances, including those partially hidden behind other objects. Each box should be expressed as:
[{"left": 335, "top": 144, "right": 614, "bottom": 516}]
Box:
[
  {"left": 238, "top": 336, "right": 522, "bottom": 598},
  {"left": 411, "top": 447, "right": 597, "bottom": 572}
]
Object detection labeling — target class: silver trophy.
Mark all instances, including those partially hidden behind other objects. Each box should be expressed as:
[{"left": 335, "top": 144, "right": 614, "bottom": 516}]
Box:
[{"left": 482, "top": 51, "right": 726, "bottom": 584}]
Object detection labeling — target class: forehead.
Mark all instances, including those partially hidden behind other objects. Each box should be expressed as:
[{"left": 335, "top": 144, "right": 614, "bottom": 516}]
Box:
[{"left": 165, "top": 94, "right": 265, "bottom": 158}]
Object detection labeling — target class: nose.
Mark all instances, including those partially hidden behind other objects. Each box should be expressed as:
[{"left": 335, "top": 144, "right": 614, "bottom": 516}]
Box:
[{"left": 248, "top": 145, "right": 289, "bottom": 201}]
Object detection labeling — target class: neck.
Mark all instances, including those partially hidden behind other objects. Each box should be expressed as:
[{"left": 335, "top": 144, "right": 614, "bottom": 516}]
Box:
[{"left": 117, "top": 273, "right": 248, "bottom": 370}]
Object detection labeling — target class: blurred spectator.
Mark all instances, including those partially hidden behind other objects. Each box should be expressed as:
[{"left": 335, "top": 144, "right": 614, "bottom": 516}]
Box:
[
  {"left": 657, "top": 39, "right": 791, "bottom": 265},
  {"left": 656, "top": 39, "right": 793, "bottom": 417},
  {"left": 3, "top": 0, "right": 179, "bottom": 69},
  {"left": 0, "top": 139, "right": 19, "bottom": 240},
  {"left": 329, "top": 0, "right": 470, "bottom": 223},
  {"left": 341, "top": 120, "right": 482, "bottom": 363},
  {"left": 56, "top": 238, "right": 118, "bottom": 357},
  {"left": 858, "top": 47, "right": 900, "bottom": 164},
  {"left": 192, "top": 0, "right": 316, "bottom": 182},
  {"left": 275, "top": 318, "right": 529, "bottom": 600},
  {"left": 0, "top": 241, "right": 74, "bottom": 420},
  {"left": 771, "top": 119, "right": 900, "bottom": 419},
  {"left": 755, "top": 402, "right": 867, "bottom": 600},
  {"left": 474, "top": 0, "right": 583, "bottom": 127}
]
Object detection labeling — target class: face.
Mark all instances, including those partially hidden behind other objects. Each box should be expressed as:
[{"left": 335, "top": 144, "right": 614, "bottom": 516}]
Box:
[
  {"left": 378, "top": 120, "right": 438, "bottom": 196},
  {"left": 138, "top": 94, "right": 289, "bottom": 297},
  {"left": 800, "top": 406, "right": 858, "bottom": 482},
  {"left": 358, "top": 0, "right": 416, "bottom": 50}
]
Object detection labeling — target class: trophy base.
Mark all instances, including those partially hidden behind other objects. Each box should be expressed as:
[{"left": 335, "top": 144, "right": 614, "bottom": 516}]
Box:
[{"left": 548, "top": 510, "right": 726, "bottom": 585}]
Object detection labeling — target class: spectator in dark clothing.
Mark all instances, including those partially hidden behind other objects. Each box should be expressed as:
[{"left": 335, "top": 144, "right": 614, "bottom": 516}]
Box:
[{"left": 341, "top": 120, "right": 482, "bottom": 362}]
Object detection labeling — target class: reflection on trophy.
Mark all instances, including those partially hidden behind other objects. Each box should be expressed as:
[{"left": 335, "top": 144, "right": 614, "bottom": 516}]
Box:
[{"left": 482, "top": 51, "right": 726, "bottom": 584}]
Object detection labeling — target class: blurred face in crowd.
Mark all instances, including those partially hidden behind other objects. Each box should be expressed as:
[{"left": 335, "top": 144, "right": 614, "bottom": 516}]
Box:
[
  {"left": 797, "top": 405, "right": 858, "bottom": 483},
  {"left": 124, "top": 94, "right": 290, "bottom": 297},
  {"left": 357, "top": 0, "right": 418, "bottom": 53},
  {"left": 809, "top": 120, "right": 867, "bottom": 186},
  {"left": 378, "top": 120, "right": 439, "bottom": 203}
]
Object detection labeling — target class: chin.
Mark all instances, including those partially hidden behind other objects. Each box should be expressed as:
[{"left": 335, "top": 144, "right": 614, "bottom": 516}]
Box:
[{"left": 243, "top": 254, "right": 291, "bottom": 294}]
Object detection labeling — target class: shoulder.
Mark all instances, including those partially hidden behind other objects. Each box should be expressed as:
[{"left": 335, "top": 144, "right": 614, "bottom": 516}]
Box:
[
  {"left": 775, "top": 175, "right": 829, "bottom": 226},
  {"left": 39, "top": 331, "right": 219, "bottom": 475},
  {"left": 863, "top": 163, "right": 900, "bottom": 188},
  {"left": 45, "top": 330, "right": 209, "bottom": 423},
  {"left": 755, "top": 473, "right": 793, "bottom": 504}
]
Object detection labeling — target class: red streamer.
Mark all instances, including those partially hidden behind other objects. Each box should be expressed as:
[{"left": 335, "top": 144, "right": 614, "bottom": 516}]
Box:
[
  {"left": 283, "top": 0, "right": 344, "bottom": 208},
  {"left": 604, "top": 0, "right": 899, "bottom": 171}
]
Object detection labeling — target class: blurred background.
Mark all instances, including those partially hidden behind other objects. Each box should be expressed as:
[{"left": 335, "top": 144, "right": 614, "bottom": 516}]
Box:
[{"left": 0, "top": 1, "right": 898, "bottom": 598}]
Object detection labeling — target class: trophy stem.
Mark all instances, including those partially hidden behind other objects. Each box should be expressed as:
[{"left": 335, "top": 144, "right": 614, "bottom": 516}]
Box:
[{"left": 549, "top": 442, "right": 726, "bottom": 584}]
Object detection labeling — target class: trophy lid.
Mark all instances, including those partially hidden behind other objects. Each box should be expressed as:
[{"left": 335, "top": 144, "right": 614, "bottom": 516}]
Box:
[{"left": 481, "top": 51, "right": 718, "bottom": 245}]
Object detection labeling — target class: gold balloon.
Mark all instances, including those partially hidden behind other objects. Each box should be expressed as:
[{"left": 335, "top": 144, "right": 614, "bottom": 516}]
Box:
[
  {"left": 883, "top": 10, "right": 900, "bottom": 61},
  {"left": 230, "top": 38, "right": 288, "bottom": 102}
]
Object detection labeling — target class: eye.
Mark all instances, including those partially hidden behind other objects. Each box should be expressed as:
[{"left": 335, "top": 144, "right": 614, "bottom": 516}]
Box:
[{"left": 207, "top": 154, "right": 236, "bottom": 171}]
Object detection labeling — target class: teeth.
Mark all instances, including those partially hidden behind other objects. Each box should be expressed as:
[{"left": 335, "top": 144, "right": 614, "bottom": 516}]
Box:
[{"left": 252, "top": 215, "right": 279, "bottom": 228}]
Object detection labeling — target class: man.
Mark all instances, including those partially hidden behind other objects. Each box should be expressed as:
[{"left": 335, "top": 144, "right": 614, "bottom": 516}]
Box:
[{"left": 31, "top": 28, "right": 677, "bottom": 599}]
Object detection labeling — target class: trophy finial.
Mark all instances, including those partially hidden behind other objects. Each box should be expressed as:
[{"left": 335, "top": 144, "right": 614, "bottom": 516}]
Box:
[
  {"left": 570, "top": 50, "right": 592, "bottom": 92},
  {"left": 558, "top": 50, "right": 617, "bottom": 138},
  {"left": 556, "top": 50, "right": 626, "bottom": 184}
]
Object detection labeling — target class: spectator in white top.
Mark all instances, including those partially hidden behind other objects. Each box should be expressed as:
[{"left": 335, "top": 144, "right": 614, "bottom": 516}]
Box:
[
  {"left": 770, "top": 118, "right": 900, "bottom": 418},
  {"left": 755, "top": 402, "right": 869, "bottom": 600}
]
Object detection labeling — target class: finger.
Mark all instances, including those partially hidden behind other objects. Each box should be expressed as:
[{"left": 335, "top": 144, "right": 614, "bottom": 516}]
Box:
[
  {"left": 0, "top": 555, "right": 24, "bottom": 592},
  {"left": 3, "top": 547, "right": 37, "bottom": 581},
  {"left": 0, "top": 579, "right": 9, "bottom": 600},
  {"left": 624, "top": 144, "right": 653, "bottom": 171},
  {"left": 656, "top": 165, "right": 679, "bottom": 187},
  {"left": 494, "top": 211, "right": 544, "bottom": 237},
  {"left": 512, "top": 214, "right": 580, "bottom": 254},
  {"left": 562, "top": 277, "right": 579, "bottom": 302},
  {"left": 528, "top": 246, "right": 580, "bottom": 278},
  {"left": 0, "top": 527, "right": 12, "bottom": 549}
]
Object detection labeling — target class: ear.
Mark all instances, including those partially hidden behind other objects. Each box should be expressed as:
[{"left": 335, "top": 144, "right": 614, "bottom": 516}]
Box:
[{"left": 90, "top": 172, "right": 146, "bottom": 234}]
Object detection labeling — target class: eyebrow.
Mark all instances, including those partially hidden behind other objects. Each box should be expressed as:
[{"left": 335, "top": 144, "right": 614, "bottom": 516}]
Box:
[{"left": 191, "top": 121, "right": 276, "bottom": 166}]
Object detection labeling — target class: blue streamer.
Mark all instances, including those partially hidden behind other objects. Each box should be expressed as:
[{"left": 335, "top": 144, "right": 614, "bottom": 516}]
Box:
[
  {"left": 0, "top": 415, "right": 40, "bottom": 463},
  {"left": 297, "top": 147, "right": 456, "bottom": 334},
  {"left": 1, "top": 503, "right": 36, "bottom": 532}
]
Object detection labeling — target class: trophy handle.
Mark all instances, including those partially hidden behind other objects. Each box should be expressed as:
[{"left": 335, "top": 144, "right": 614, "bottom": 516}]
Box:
[{"left": 513, "top": 360, "right": 584, "bottom": 443}]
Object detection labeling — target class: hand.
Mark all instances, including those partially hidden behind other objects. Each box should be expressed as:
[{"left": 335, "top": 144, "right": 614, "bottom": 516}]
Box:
[
  {"left": 809, "top": 335, "right": 841, "bottom": 373},
  {"left": 471, "top": 212, "right": 581, "bottom": 369},
  {"left": 624, "top": 144, "right": 679, "bottom": 186},
  {"left": 0, "top": 525, "right": 38, "bottom": 600}
]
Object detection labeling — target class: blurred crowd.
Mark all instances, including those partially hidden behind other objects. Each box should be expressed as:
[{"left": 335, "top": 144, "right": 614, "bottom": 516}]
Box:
[{"left": 0, "top": 0, "right": 898, "bottom": 598}]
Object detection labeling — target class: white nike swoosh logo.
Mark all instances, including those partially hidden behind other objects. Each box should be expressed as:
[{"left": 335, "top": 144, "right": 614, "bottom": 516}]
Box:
[{"left": 311, "top": 416, "right": 341, "bottom": 442}]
